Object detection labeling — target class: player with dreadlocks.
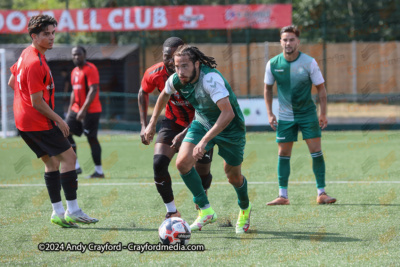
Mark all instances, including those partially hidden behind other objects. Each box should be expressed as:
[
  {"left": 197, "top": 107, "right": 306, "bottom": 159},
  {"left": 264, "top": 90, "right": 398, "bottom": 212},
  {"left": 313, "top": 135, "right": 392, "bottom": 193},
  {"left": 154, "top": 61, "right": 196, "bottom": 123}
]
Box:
[
  {"left": 144, "top": 45, "right": 252, "bottom": 234},
  {"left": 138, "top": 38, "right": 214, "bottom": 220}
]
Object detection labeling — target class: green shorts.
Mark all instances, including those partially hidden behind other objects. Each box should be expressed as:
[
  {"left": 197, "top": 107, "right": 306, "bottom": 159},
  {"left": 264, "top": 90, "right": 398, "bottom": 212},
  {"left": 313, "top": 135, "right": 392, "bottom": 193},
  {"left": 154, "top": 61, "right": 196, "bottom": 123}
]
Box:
[
  {"left": 183, "top": 120, "right": 246, "bottom": 166},
  {"left": 276, "top": 118, "right": 321, "bottom": 143}
]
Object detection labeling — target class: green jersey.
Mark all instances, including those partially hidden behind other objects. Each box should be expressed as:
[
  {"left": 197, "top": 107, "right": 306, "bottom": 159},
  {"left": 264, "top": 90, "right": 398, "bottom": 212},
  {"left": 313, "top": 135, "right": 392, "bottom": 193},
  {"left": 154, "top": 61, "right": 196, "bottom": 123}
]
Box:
[
  {"left": 165, "top": 65, "right": 245, "bottom": 137},
  {"left": 264, "top": 52, "right": 325, "bottom": 121}
]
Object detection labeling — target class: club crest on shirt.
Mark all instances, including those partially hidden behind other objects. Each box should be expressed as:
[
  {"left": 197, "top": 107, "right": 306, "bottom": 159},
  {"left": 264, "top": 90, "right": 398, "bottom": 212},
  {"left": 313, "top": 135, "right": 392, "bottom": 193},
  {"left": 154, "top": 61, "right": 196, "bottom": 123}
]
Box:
[
  {"left": 174, "top": 92, "right": 181, "bottom": 99},
  {"left": 296, "top": 67, "right": 305, "bottom": 75}
]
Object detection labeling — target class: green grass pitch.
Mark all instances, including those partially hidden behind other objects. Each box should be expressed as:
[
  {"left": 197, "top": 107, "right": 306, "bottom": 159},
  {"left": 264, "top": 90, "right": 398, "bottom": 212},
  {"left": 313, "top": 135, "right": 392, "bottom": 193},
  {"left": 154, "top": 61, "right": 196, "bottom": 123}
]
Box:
[{"left": 1, "top": 131, "right": 399, "bottom": 265}]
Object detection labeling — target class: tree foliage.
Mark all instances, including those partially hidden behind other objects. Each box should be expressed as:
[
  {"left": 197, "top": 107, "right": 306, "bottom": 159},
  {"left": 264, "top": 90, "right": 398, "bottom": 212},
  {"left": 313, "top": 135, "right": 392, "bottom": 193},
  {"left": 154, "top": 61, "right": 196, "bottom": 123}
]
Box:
[{"left": 293, "top": 0, "right": 400, "bottom": 42}]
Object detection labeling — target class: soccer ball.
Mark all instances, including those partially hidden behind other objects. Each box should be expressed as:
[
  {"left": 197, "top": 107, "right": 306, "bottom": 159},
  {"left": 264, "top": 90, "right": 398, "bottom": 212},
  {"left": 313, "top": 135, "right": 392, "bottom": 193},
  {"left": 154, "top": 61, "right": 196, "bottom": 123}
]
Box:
[{"left": 158, "top": 217, "right": 191, "bottom": 245}]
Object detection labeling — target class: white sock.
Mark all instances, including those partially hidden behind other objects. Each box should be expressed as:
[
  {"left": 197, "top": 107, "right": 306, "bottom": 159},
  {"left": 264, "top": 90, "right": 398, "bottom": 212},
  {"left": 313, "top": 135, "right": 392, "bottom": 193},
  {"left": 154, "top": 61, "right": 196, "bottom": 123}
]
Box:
[
  {"left": 66, "top": 199, "right": 80, "bottom": 213},
  {"left": 279, "top": 188, "right": 288, "bottom": 198},
  {"left": 317, "top": 188, "right": 325, "bottom": 195},
  {"left": 75, "top": 161, "right": 80, "bottom": 169},
  {"left": 165, "top": 200, "right": 177, "bottom": 213},
  {"left": 95, "top": 165, "right": 103, "bottom": 174},
  {"left": 52, "top": 201, "right": 65, "bottom": 215},
  {"left": 200, "top": 204, "right": 210, "bottom": 210}
]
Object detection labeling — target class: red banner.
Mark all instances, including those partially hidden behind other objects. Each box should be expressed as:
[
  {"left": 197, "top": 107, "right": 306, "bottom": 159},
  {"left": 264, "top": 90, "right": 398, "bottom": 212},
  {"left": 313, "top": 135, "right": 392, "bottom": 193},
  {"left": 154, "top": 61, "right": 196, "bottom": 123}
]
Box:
[{"left": 0, "top": 5, "right": 291, "bottom": 34}]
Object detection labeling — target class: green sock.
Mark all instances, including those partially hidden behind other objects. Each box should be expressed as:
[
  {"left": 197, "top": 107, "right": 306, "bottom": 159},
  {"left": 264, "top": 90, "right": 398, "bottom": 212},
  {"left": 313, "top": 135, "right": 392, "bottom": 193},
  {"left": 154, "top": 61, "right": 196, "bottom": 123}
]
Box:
[
  {"left": 311, "top": 151, "right": 326, "bottom": 188},
  {"left": 234, "top": 176, "right": 249, "bottom": 210},
  {"left": 278, "top": 156, "right": 291, "bottom": 188},
  {"left": 180, "top": 167, "right": 209, "bottom": 208}
]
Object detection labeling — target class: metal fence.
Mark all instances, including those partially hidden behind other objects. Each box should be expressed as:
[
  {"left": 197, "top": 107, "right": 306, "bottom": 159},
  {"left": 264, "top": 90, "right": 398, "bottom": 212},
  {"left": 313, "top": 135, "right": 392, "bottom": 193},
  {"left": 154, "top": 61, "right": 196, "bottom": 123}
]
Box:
[{"left": 1, "top": 1, "right": 400, "bottom": 134}]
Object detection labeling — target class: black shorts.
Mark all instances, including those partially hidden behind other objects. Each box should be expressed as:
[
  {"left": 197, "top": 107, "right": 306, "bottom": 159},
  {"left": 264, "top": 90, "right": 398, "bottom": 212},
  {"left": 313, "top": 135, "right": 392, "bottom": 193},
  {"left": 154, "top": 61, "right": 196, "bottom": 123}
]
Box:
[
  {"left": 18, "top": 127, "right": 71, "bottom": 158},
  {"left": 156, "top": 118, "right": 213, "bottom": 164},
  {"left": 66, "top": 111, "right": 101, "bottom": 138}
]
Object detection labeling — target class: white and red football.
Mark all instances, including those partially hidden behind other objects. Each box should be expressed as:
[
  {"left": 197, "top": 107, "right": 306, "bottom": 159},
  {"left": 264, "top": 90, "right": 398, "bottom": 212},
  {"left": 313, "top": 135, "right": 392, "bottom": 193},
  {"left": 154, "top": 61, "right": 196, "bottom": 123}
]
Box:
[{"left": 159, "top": 217, "right": 191, "bottom": 245}]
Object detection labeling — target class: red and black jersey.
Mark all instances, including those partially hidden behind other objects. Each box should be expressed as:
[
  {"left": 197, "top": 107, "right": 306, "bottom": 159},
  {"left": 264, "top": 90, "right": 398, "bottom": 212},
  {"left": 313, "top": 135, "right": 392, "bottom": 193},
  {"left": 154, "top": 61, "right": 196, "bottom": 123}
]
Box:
[
  {"left": 71, "top": 61, "right": 102, "bottom": 113},
  {"left": 10, "top": 45, "right": 55, "bottom": 131},
  {"left": 141, "top": 62, "right": 194, "bottom": 127}
]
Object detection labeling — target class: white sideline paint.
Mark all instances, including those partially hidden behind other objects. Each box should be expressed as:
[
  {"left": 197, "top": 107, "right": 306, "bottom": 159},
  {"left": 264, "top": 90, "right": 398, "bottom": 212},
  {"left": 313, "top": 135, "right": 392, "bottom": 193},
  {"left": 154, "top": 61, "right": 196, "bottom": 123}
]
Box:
[{"left": 2, "top": 181, "right": 400, "bottom": 187}]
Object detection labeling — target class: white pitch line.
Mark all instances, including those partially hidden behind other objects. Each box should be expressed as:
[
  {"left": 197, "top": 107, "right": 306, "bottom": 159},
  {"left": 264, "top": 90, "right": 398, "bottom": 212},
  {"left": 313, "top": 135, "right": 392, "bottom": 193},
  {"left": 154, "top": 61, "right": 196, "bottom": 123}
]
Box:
[{"left": 2, "top": 181, "right": 400, "bottom": 187}]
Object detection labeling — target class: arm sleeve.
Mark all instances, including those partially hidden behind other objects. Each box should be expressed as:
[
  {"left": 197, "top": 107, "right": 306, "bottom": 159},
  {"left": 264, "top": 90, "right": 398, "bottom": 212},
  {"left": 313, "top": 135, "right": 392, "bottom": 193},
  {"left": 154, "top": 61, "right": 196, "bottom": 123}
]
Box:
[
  {"left": 310, "top": 59, "right": 325, "bottom": 86},
  {"left": 264, "top": 61, "right": 275, "bottom": 85},
  {"left": 164, "top": 75, "right": 176, "bottom": 95},
  {"left": 27, "top": 61, "right": 47, "bottom": 95},
  {"left": 202, "top": 73, "right": 229, "bottom": 103},
  {"left": 86, "top": 65, "right": 100, "bottom": 86}
]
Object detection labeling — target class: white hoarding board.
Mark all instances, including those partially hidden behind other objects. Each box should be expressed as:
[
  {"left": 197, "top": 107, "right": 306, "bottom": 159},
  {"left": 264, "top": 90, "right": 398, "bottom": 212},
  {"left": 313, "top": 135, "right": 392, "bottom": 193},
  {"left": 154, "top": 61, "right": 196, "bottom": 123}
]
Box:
[{"left": 237, "top": 98, "right": 279, "bottom": 126}]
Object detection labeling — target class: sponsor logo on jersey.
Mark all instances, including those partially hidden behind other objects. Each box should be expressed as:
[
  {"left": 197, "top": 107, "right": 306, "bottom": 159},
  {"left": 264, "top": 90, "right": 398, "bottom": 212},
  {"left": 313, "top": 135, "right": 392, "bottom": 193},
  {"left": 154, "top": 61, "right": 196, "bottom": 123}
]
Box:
[
  {"left": 170, "top": 100, "right": 191, "bottom": 106},
  {"left": 275, "top": 69, "right": 284, "bottom": 72}
]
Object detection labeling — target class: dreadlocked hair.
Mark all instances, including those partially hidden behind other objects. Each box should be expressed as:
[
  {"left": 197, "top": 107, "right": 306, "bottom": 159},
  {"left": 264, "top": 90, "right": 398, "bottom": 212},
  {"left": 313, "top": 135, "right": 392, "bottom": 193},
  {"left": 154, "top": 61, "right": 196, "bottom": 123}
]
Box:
[
  {"left": 28, "top": 15, "right": 58, "bottom": 39},
  {"left": 174, "top": 45, "right": 217, "bottom": 69}
]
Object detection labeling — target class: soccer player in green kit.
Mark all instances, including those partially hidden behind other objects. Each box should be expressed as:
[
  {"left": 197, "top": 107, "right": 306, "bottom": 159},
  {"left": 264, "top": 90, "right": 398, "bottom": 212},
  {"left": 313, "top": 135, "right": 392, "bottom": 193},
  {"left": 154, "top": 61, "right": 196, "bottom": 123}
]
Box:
[
  {"left": 264, "top": 25, "right": 336, "bottom": 205},
  {"left": 144, "top": 45, "right": 251, "bottom": 234}
]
